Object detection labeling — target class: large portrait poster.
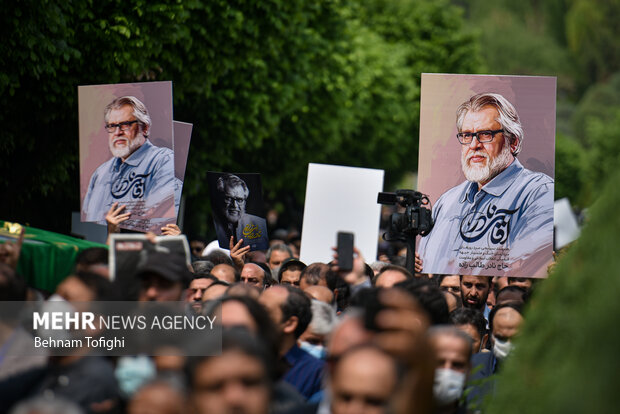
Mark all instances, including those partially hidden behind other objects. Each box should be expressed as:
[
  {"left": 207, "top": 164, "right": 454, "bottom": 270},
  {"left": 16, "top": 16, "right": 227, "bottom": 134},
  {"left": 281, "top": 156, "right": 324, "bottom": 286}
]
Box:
[
  {"left": 207, "top": 172, "right": 269, "bottom": 251},
  {"left": 79, "top": 81, "right": 178, "bottom": 233},
  {"left": 417, "top": 74, "right": 556, "bottom": 278},
  {"left": 159, "top": 121, "right": 193, "bottom": 228}
]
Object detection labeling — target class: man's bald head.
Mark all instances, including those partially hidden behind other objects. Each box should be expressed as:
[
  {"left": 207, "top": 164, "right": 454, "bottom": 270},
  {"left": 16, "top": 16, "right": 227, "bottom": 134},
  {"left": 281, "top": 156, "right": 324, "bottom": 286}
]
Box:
[
  {"left": 331, "top": 345, "right": 398, "bottom": 414},
  {"left": 303, "top": 285, "right": 334, "bottom": 304},
  {"left": 241, "top": 263, "right": 266, "bottom": 287},
  {"left": 211, "top": 263, "right": 238, "bottom": 284}
]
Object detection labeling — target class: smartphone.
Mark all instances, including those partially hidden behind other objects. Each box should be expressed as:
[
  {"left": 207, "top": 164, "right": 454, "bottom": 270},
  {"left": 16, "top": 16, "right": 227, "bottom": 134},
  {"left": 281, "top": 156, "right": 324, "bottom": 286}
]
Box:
[{"left": 337, "top": 232, "right": 354, "bottom": 271}]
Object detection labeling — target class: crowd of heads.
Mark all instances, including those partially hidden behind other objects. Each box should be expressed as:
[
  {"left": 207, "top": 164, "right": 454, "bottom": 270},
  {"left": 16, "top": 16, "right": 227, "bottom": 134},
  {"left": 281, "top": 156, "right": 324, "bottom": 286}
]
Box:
[{"left": 0, "top": 222, "right": 544, "bottom": 414}]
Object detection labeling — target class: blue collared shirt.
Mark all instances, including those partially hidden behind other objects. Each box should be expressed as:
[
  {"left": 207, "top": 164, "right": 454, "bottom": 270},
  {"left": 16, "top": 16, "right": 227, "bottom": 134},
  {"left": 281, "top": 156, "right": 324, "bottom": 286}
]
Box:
[
  {"left": 283, "top": 344, "right": 325, "bottom": 400},
  {"left": 82, "top": 140, "right": 180, "bottom": 230},
  {"left": 418, "top": 159, "right": 553, "bottom": 276}
]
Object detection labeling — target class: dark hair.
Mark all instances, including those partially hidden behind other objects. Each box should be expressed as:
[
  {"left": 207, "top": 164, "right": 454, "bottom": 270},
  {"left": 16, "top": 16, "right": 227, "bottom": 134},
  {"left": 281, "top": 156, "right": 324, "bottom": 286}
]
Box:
[
  {"left": 449, "top": 307, "right": 487, "bottom": 341},
  {"left": 373, "top": 264, "right": 413, "bottom": 285},
  {"left": 300, "top": 262, "right": 337, "bottom": 288},
  {"left": 72, "top": 271, "right": 116, "bottom": 300},
  {"left": 280, "top": 285, "right": 313, "bottom": 338},
  {"left": 459, "top": 274, "right": 491, "bottom": 286},
  {"left": 220, "top": 295, "right": 278, "bottom": 352},
  {"left": 395, "top": 279, "right": 450, "bottom": 325},
  {"left": 203, "top": 251, "right": 233, "bottom": 266},
  {"left": 495, "top": 285, "right": 529, "bottom": 306},
  {"left": 185, "top": 327, "right": 276, "bottom": 389},
  {"left": 427, "top": 325, "right": 474, "bottom": 360},
  {"left": 445, "top": 290, "right": 463, "bottom": 309},
  {"left": 0, "top": 264, "right": 26, "bottom": 301},
  {"left": 192, "top": 260, "right": 215, "bottom": 276},
  {"left": 437, "top": 274, "right": 460, "bottom": 286},
  {"left": 277, "top": 259, "right": 307, "bottom": 281},
  {"left": 250, "top": 262, "right": 273, "bottom": 286},
  {"left": 75, "top": 247, "right": 109, "bottom": 266},
  {"left": 192, "top": 273, "right": 218, "bottom": 284},
  {"left": 391, "top": 255, "right": 406, "bottom": 268},
  {"left": 489, "top": 303, "right": 523, "bottom": 333},
  {"left": 204, "top": 280, "right": 230, "bottom": 290}
]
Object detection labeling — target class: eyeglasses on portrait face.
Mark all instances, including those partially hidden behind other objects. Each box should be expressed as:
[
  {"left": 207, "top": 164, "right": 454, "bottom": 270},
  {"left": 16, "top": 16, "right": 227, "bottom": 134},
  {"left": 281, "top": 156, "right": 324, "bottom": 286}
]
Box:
[
  {"left": 105, "top": 120, "right": 139, "bottom": 133},
  {"left": 223, "top": 196, "right": 247, "bottom": 206},
  {"left": 456, "top": 129, "right": 504, "bottom": 145}
]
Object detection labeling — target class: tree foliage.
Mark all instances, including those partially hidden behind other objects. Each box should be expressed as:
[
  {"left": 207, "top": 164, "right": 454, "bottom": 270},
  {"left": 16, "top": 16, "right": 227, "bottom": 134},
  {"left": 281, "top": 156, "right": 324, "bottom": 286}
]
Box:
[
  {"left": 554, "top": 133, "right": 585, "bottom": 206},
  {"left": 566, "top": 0, "right": 620, "bottom": 91},
  {"left": 1, "top": 0, "right": 480, "bottom": 235},
  {"left": 486, "top": 166, "right": 620, "bottom": 414}
]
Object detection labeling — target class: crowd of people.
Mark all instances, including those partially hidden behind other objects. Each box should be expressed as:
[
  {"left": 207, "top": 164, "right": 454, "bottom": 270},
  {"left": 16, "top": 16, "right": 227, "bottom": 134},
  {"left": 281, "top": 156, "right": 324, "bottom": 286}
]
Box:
[{"left": 0, "top": 220, "right": 545, "bottom": 414}]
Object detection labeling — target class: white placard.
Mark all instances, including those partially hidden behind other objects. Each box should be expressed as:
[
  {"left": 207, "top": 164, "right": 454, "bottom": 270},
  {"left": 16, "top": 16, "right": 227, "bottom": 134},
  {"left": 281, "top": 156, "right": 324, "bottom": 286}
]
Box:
[
  {"left": 554, "top": 198, "right": 580, "bottom": 249},
  {"left": 300, "top": 163, "right": 384, "bottom": 265}
]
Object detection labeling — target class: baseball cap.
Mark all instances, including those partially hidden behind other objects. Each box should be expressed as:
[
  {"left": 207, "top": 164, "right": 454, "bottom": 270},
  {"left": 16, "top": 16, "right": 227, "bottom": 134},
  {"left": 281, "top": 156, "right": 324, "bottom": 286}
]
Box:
[{"left": 135, "top": 252, "right": 192, "bottom": 286}]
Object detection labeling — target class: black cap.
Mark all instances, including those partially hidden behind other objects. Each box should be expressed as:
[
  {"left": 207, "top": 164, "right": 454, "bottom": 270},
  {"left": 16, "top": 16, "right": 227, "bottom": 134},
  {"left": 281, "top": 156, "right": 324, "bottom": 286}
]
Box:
[{"left": 135, "top": 252, "right": 192, "bottom": 286}]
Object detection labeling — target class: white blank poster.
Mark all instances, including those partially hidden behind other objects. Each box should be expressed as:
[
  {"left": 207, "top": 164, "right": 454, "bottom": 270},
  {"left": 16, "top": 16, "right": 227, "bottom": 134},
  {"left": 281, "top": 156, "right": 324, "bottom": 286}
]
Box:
[{"left": 299, "top": 163, "right": 384, "bottom": 265}]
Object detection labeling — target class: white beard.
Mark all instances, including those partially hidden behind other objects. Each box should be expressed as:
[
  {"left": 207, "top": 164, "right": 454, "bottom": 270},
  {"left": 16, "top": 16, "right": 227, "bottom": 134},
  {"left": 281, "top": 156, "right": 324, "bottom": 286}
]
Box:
[
  {"left": 461, "top": 140, "right": 513, "bottom": 185},
  {"left": 109, "top": 137, "right": 143, "bottom": 160}
]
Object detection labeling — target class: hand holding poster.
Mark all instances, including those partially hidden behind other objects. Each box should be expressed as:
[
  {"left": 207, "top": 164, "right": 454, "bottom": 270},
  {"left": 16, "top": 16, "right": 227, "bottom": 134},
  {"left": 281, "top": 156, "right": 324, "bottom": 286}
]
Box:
[
  {"left": 207, "top": 172, "right": 269, "bottom": 251},
  {"left": 417, "top": 74, "right": 556, "bottom": 278}
]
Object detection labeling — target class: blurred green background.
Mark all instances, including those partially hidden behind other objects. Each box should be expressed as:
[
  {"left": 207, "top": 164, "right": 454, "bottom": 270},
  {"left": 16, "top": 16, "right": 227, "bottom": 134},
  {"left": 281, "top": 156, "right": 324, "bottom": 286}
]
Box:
[
  {"left": 2, "top": 2, "right": 620, "bottom": 410},
  {"left": 1, "top": 0, "right": 618, "bottom": 239}
]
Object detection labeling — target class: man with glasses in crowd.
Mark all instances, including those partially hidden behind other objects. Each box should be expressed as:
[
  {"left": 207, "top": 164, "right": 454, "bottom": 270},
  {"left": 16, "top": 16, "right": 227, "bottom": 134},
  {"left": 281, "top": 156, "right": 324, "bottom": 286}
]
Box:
[
  {"left": 418, "top": 93, "right": 554, "bottom": 275},
  {"left": 82, "top": 96, "right": 178, "bottom": 228},
  {"left": 213, "top": 173, "right": 269, "bottom": 251}
]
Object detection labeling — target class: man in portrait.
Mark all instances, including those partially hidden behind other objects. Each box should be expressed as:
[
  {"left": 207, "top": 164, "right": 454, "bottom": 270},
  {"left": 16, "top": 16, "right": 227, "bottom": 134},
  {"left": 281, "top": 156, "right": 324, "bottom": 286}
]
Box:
[
  {"left": 212, "top": 173, "right": 269, "bottom": 251},
  {"left": 418, "top": 92, "right": 554, "bottom": 275},
  {"left": 81, "top": 96, "right": 180, "bottom": 228}
]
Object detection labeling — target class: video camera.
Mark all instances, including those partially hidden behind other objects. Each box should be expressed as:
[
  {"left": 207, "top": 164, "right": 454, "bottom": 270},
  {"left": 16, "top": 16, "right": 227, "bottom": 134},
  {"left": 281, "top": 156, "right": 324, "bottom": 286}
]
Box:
[
  {"left": 377, "top": 190, "right": 433, "bottom": 240},
  {"left": 377, "top": 190, "right": 433, "bottom": 274}
]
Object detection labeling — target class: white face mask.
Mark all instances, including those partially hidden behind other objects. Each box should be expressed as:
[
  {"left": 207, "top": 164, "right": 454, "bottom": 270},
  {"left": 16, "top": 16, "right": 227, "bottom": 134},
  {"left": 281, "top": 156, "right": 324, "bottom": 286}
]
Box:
[
  {"left": 433, "top": 368, "right": 466, "bottom": 405},
  {"left": 492, "top": 336, "right": 514, "bottom": 360},
  {"left": 115, "top": 356, "right": 157, "bottom": 397},
  {"left": 37, "top": 294, "right": 76, "bottom": 344},
  {"left": 299, "top": 341, "right": 327, "bottom": 360}
]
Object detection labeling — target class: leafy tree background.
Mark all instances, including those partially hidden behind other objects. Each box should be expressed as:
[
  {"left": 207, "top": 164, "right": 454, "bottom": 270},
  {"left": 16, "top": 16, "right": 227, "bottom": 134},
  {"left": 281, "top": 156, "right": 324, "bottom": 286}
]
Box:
[
  {"left": 1, "top": 0, "right": 618, "bottom": 240},
  {"left": 0, "top": 0, "right": 479, "bottom": 238},
  {"left": 459, "top": 0, "right": 620, "bottom": 208},
  {"left": 3, "top": 3, "right": 620, "bottom": 409}
]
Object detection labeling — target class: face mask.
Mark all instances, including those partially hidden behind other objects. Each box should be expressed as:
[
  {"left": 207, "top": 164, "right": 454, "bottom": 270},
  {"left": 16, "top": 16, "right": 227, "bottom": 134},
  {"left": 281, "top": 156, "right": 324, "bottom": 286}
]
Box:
[
  {"left": 299, "top": 341, "right": 327, "bottom": 360},
  {"left": 37, "top": 294, "right": 76, "bottom": 345},
  {"left": 493, "top": 336, "right": 514, "bottom": 361},
  {"left": 433, "top": 368, "right": 466, "bottom": 405},
  {"left": 115, "top": 356, "right": 156, "bottom": 397}
]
